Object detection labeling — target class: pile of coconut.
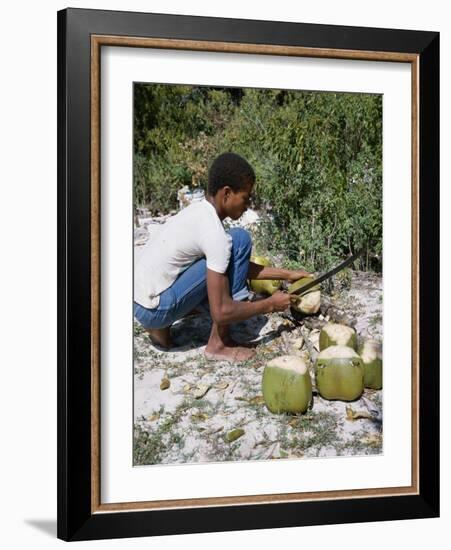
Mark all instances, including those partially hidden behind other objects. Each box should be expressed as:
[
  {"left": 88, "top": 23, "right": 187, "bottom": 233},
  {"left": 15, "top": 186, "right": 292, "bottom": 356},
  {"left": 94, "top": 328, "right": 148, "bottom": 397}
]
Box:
[
  {"left": 262, "top": 323, "right": 382, "bottom": 414},
  {"left": 249, "top": 256, "right": 382, "bottom": 415}
]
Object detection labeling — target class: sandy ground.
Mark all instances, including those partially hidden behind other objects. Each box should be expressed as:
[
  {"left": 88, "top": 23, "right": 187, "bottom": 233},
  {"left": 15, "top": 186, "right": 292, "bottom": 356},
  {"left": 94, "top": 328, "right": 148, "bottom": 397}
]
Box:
[{"left": 133, "top": 210, "right": 383, "bottom": 466}]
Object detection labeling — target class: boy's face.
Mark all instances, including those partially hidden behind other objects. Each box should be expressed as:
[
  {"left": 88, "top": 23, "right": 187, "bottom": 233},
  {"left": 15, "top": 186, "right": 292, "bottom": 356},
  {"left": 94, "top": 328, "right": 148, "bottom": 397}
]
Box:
[{"left": 224, "top": 180, "right": 254, "bottom": 220}]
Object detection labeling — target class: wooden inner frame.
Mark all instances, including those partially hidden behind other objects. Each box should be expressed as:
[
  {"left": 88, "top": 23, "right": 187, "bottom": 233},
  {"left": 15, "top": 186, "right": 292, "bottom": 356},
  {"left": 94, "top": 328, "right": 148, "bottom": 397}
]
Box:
[{"left": 90, "top": 35, "right": 420, "bottom": 514}]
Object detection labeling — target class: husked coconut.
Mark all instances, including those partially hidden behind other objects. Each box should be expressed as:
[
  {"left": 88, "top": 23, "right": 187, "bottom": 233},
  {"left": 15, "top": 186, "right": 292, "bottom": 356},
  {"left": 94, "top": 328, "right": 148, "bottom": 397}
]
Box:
[
  {"left": 319, "top": 323, "right": 357, "bottom": 351},
  {"left": 359, "top": 339, "right": 383, "bottom": 389},
  {"left": 288, "top": 277, "right": 321, "bottom": 315},
  {"left": 262, "top": 355, "right": 312, "bottom": 414},
  {"left": 249, "top": 255, "right": 281, "bottom": 295},
  {"left": 315, "top": 345, "right": 364, "bottom": 401}
]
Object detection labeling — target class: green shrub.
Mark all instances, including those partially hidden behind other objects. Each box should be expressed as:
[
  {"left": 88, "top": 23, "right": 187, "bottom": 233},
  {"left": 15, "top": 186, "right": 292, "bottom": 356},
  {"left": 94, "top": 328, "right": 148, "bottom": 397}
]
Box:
[{"left": 133, "top": 84, "right": 382, "bottom": 271}]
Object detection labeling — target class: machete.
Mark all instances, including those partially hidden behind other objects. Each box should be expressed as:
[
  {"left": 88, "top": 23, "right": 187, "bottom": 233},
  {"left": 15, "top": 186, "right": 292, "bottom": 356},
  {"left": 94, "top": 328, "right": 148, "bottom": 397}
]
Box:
[{"left": 288, "top": 248, "right": 365, "bottom": 296}]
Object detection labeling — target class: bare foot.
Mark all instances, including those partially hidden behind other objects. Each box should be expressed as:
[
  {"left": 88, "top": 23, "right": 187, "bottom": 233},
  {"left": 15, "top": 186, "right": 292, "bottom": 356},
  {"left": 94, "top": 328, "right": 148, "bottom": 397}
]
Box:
[
  {"left": 205, "top": 322, "right": 256, "bottom": 362},
  {"left": 145, "top": 327, "right": 172, "bottom": 349},
  {"left": 221, "top": 336, "right": 256, "bottom": 349},
  {"left": 204, "top": 344, "right": 256, "bottom": 363}
]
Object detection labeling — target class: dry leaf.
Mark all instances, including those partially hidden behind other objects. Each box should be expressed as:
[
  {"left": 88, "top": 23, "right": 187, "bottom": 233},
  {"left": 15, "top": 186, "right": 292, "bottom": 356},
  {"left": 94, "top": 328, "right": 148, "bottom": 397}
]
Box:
[
  {"left": 147, "top": 414, "right": 160, "bottom": 422},
  {"left": 346, "top": 406, "right": 373, "bottom": 421},
  {"left": 225, "top": 428, "right": 245, "bottom": 442},
  {"left": 193, "top": 384, "right": 211, "bottom": 399},
  {"left": 213, "top": 382, "right": 229, "bottom": 390},
  {"left": 183, "top": 384, "right": 192, "bottom": 393},
  {"left": 191, "top": 412, "right": 209, "bottom": 422},
  {"left": 160, "top": 377, "right": 170, "bottom": 390},
  {"left": 248, "top": 395, "right": 266, "bottom": 405},
  {"left": 361, "top": 433, "right": 382, "bottom": 447}
]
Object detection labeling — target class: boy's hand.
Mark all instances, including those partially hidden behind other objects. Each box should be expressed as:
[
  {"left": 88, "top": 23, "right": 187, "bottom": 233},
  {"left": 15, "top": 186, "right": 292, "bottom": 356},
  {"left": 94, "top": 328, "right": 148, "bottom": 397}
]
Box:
[
  {"left": 285, "top": 269, "right": 313, "bottom": 283},
  {"left": 267, "top": 291, "right": 298, "bottom": 312}
]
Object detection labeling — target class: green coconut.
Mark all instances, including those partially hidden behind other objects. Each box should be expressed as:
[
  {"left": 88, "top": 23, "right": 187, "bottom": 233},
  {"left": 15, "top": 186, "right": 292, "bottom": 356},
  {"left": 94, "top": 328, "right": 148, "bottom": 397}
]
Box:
[
  {"left": 249, "top": 255, "right": 281, "bottom": 295},
  {"left": 359, "top": 339, "right": 383, "bottom": 389},
  {"left": 315, "top": 345, "right": 364, "bottom": 401},
  {"left": 262, "top": 355, "right": 312, "bottom": 414},
  {"left": 288, "top": 277, "right": 321, "bottom": 315},
  {"left": 319, "top": 323, "right": 357, "bottom": 351}
]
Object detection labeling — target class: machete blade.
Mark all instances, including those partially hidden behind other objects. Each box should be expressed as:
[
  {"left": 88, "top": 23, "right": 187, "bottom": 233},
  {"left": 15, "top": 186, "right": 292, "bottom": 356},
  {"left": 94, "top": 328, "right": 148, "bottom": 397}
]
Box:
[{"left": 288, "top": 248, "right": 365, "bottom": 296}]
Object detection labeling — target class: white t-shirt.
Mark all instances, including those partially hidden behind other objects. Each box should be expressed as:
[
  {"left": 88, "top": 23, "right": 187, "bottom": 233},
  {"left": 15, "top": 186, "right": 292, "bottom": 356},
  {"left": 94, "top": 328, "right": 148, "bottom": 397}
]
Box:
[{"left": 134, "top": 199, "right": 232, "bottom": 309}]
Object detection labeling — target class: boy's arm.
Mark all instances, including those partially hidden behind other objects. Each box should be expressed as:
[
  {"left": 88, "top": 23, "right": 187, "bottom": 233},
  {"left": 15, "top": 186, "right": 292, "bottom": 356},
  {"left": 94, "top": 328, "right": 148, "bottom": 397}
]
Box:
[
  {"left": 206, "top": 269, "right": 295, "bottom": 325},
  {"left": 247, "top": 261, "right": 312, "bottom": 282}
]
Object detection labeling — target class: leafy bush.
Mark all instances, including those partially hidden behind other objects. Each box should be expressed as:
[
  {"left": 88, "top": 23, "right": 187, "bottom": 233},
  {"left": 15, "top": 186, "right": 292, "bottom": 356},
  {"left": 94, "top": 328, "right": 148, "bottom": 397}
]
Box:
[{"left": 134, "top": 84, "right": 382, "bottom": 271}]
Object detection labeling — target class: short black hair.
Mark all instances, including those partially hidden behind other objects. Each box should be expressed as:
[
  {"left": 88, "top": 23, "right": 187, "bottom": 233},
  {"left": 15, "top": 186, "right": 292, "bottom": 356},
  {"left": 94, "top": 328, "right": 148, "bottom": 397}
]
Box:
[{"left": 207, "top": 152, "right": 255, "bottom": 196}]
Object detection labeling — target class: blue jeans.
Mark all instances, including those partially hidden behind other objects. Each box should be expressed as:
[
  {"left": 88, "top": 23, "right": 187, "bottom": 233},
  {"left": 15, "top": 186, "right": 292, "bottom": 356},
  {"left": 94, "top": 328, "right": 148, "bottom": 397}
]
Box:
[{"left": 134, "top": 227, "right": 252, "bottom": 329}]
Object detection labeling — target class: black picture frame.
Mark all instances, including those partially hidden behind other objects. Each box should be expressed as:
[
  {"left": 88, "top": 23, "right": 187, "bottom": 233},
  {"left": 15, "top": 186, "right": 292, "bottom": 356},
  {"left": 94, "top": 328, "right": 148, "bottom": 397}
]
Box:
[{"left": 57, "top": 7, "right": 439, "bottom": 542}]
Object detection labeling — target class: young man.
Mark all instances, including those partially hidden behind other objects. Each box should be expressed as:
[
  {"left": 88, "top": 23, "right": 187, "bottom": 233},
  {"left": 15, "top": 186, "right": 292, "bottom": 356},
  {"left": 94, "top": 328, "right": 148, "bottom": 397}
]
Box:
[{"left": 134, "top": 152, "right": 311, "bottom": 362}]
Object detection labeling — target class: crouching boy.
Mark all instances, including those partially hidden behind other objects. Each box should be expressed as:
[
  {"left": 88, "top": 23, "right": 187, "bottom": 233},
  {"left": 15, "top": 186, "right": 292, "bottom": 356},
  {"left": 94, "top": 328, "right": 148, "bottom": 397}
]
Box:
[{"left": 134, "top": 152, "right": 311, "bottom": 362}]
